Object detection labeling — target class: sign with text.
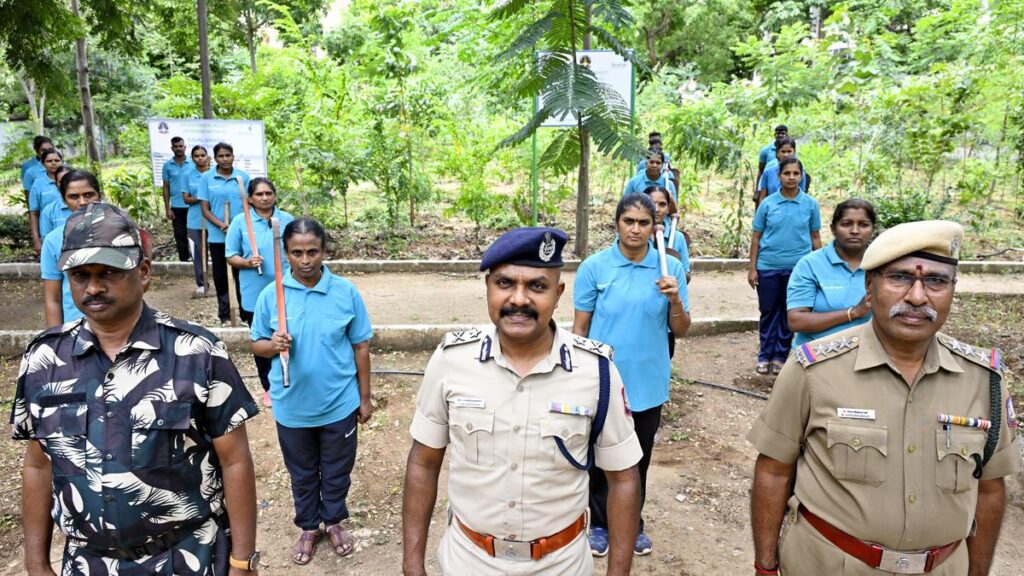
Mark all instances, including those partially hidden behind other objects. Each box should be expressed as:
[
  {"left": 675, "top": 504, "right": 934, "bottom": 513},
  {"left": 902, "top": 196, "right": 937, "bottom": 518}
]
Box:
[
  {"left": 147, "top": 118, "right": 267, "bottom": 186},
  {"left": 536, "top": 50, "right": 634, "bottom": 128}
]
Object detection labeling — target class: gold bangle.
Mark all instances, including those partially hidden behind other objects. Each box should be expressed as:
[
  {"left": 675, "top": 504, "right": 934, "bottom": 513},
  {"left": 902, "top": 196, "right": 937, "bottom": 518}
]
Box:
[{"left": 847, "top": 307, "right": 854, "bottom": 323}]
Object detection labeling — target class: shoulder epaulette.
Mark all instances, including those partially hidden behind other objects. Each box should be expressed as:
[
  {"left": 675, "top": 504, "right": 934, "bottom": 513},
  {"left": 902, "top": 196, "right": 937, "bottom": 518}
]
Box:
[
  {"left": 153, "top": 312, "right": 227, "bottom": 352},
  {"left": 794, "top": 335, "right": 861, "bottom": 368},
  {"left": 570, "top": 335, "right": 614, "bottom": 361},
  {"left": 937, "top": 333, "right": 1005, "bottom": 374},
  {"left": 27, "top": 318, "right": 82, "bottom": 348},
  {"left": 440, "top": 328, "right": 485, "bottom": 349}
]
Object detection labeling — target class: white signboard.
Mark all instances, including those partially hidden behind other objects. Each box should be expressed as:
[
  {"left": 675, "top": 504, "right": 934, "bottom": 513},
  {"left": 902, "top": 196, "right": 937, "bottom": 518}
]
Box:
[
  {"left": 536, "top": 50, "right": 634, "bottom": 128},
  {"left": 147, "top": 118, "right": 267, "bottom": 187}
]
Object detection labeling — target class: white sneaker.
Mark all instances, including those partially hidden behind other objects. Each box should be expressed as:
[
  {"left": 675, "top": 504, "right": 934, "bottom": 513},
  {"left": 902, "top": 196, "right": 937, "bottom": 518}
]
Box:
[{"left": 192, "top": 286, "right": 206, "bottom": 299}]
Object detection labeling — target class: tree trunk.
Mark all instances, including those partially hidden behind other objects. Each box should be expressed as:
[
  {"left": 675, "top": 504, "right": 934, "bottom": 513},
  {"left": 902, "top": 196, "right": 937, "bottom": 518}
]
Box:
[
  {"left": 70, "top": 0, "right": 100, "bottom": 163},
  {"left": 244, "top": 8, "right": 258, "bottom": 73},
  {"left": 574, "top": 5, "right": 592, "bottom": 258},
  {"left": 198, "top": 0, "right": 214, "bottom": 119},
  {"left": 17, "top": 75, "right": 45, "bottom": 134}
]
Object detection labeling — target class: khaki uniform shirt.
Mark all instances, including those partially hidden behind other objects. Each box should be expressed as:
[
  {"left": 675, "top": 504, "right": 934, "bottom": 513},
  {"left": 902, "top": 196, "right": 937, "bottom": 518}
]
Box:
[
  {"left": 749, "top": 322, "right": 1021, "bottom": 553},
  {"left": 411, "top": 324, "right": 642, "bottom": 542}
]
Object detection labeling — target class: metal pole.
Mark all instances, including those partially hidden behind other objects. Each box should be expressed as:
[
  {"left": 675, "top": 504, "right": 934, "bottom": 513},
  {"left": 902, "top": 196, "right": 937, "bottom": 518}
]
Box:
[{"left": 531, "top": 131, "right": 539, "bottom": 227}]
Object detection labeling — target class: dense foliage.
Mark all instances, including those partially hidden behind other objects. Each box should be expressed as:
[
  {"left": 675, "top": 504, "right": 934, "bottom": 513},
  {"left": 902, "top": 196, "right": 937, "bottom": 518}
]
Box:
[{"left": 1, "top": 0, "right": 1022, "bottom": 258}]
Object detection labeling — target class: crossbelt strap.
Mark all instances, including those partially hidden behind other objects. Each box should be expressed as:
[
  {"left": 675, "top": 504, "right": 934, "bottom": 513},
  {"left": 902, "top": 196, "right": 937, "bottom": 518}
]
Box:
[{"left": 799, "top": 505, "right": 960, "bottom": 573}]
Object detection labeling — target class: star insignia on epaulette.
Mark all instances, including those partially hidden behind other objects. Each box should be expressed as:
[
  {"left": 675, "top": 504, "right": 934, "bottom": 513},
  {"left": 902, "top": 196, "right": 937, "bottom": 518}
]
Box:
[{"left": 814, "top": 344, "right": 828, "bottom": 356}]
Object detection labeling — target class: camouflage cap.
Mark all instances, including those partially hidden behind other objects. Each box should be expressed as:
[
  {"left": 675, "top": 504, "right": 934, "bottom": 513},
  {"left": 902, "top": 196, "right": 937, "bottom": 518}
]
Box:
[{"left": 58, "top": 202, "right": 144, "bottom": 271}]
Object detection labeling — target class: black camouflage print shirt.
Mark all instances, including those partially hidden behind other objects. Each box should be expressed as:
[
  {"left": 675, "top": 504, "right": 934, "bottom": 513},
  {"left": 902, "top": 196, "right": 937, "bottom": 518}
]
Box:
[{"left": 11, "top": 305, "right": 259, "bottom": 552}]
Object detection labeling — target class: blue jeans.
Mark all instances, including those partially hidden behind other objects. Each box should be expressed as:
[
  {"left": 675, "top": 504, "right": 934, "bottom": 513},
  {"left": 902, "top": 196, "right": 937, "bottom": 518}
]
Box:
[{"left": 756, "top": 269, "right": 793, "bottom": 363}]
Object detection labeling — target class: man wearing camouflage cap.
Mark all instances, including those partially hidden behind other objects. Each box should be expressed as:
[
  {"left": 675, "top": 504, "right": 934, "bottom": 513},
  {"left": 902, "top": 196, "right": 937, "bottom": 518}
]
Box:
[
  {"left": 12, "top": 202, "right": 262, "bottom": 575},
  {"left": 748, "top": 220, "right": 1021, "bottom": 575},
  {"left": 402, "top": 227, "right": 642, "bottom": 575}
]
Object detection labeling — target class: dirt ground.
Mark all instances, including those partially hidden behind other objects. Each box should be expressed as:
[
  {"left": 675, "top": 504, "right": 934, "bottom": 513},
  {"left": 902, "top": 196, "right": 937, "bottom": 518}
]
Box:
[
  {"left": 0, "top": 326, "right": 1019, "bottom": 575},
  {"left": 4, "top": 270, "right": 1024, "bottom": 331}
]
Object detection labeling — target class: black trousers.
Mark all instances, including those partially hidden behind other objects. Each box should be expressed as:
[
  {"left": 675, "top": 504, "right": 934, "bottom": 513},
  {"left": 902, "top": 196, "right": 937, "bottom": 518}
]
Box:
[
  {"left": 589, "top": 404, "right": 662, "bottom": 532},
  {"left": 186, "top": 228, "right": 205, "bottom": 288},
  {"left": 239, "top": 308, "right": 271, "bottom": 392},
  {"left": 171, "top": 207, "right": 190, "bottom": 261},
  {"left": 208, "top": 242, "right": 241, "bottom": 322},
  {"left": 276, "top": 410, "right": 359, "bottom": 530}
]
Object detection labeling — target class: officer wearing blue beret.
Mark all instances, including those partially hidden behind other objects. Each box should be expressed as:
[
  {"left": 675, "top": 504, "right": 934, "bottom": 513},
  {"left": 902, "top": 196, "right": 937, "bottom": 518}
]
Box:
[{"left": 402, "top": 227, "right": 643, "bottom": 576}]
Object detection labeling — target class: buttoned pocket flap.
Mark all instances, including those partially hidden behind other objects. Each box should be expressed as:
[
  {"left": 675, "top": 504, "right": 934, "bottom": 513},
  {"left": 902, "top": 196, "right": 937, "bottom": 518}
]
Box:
[
  {"left": 827, "top": 421, "right": 887, "bottom": 456},
  {"left": 936, "top": 430, "right": 986, "bottom": 462},
  {"left": 540, "top": 414, "right": 589, "bottom": 441},
  {"left": 35, "top": 403, "right": 88, "bottom": 438},
  {"left": 451, "top": 409, "right": 494, "bottom": 435},
  {"left": 145, "top": 401, "right": 192, "bottom": 430}
]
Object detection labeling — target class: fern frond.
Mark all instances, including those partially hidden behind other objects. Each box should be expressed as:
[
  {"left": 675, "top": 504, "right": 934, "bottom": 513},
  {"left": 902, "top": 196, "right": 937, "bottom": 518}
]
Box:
[
  {"left": 539, "top": 128, "right": 582, "bottom": 175},
  {"left": 489, "top": 0, "right": 533, "bottom": 20},
  {"left": 496, "top": 11, "right": 560, "bottom": 61}
]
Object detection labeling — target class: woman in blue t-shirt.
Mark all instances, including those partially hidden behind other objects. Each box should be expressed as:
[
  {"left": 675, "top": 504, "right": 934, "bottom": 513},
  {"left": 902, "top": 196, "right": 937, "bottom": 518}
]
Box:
[
  {"left": 787, "top": 198, "right": 876, "bottom": 348},
  {"left": 573, "top": 193, "right": 691, "bottom": 556},
  {"left": 748, "top": 157, "right": 822, "bottom": 375},
  {"left": 183, "top": 145, "right": 212, "bottom": 296},
  {"left": 28, "top": 148, "right": 65, "bottom": 253}
]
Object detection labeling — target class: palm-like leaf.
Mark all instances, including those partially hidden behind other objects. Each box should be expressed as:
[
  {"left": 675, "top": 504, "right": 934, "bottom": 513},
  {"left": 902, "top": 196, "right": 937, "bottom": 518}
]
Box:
[
  {"left": 490, "top": 0, "right": 534, "bottom": 20},
  {"left": 588, "top": 0, "right": 634, "bottom": 30},
  {"left": 496, "top": 11, "right": 559, "bottom": 61},
  {"left": 539, "top": 128, "right": 582, "bottom": 174}
]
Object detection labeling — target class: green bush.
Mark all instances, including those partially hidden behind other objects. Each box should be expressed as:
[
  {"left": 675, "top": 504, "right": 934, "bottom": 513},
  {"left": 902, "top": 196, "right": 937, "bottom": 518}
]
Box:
[
  {"left": 102, "top": 166, "right": 158, "bottom": 223},
  {"left": 0, "top": 214, "right": 31, "bottom": 248},
  {"left": 868, "top": 188, "right": 950, "bottom": 231}
]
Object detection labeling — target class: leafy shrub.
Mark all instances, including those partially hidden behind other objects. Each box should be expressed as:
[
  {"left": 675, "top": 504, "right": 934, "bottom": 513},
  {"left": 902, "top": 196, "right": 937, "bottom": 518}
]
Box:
[
  {"left": 0, "top": 214, "right": 32, "bottom": 248},
  {"left": 102, "top": 165, "right": 158, "bottom": 223},
  {"left": 868, "top": 188, "right": 949, "bottom": 231}
]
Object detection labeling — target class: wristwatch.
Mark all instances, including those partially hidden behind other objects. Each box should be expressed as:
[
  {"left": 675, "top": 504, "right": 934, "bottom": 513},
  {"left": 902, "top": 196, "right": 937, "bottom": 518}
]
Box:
[{"left": 229, "top": 551, "right": 260, "bottom": 571}]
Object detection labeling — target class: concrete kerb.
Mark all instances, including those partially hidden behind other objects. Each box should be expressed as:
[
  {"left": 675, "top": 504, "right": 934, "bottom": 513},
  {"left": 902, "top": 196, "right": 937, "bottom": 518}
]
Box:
[
  {"left": 0, "top": 318, "right": 759, "bottom": 357},
  {"left": 2, "top": 259, "right": 1022, "bottom": 278}
]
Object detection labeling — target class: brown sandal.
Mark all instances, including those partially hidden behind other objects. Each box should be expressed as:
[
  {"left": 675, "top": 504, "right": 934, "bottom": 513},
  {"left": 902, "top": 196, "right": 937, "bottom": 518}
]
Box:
[
  {"left": 325, "top": 523, "right": 355, "bottom": 557},
  {"left": 293, "top": 529, "right": 321, "bottom": 565}
]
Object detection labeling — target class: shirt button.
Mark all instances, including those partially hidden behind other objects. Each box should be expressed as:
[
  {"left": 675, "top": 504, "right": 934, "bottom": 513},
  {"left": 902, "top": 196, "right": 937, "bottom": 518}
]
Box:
[
  {"left": 156, "top": 419, "right": 165, "bottom": 426},
  {"left": 516, "top": 385, "right": 523, "bottom": 393},
  {"left": 104, "top": 453, "right": 113, "bottom": 461},
  {"left": 508, "top": 534, "right": 517, "bottom": 540},
  {"left": 106, "top": 411, "right": 114, "bottom": 418},
  {"left": 907, "top": 444, "right": 916, "bottom": 454},
  {"left": 512, "top": 425, "right": 521, "bottom": 433},
  {"left": 508, "top": 501, "right": 516, "bottom": 508},
  {"left": 851, "top": 438, "right": 862, "bottom": 448},
  {"left": 466, "top": 422, "right": 474, "bottom": 431},
  {"left": 908, "top": 495, "right": 917, "bottom": 504},
  {"left": 908, "top": 396, "right": 914, "bottom": 403},
  {"left": 510, "top": 463, "right": 518, "bottom": 471},
  {"left": 54, "top": 427, "right": 62, "bottom": 435},
  {"left": 103, "top": 495, "right": 114, "bottom": 502},
  {"left": 961, "top": 446, "right": 969, "bottom": 456},
  {"left": 105, "top": 373, "right": 114, "bottom": 381}
]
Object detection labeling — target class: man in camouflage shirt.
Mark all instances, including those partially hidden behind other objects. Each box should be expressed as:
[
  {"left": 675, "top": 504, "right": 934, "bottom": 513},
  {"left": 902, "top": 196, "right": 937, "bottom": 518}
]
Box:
[{"left": 12, "top": 202, "right": 261, "bottom": 576}]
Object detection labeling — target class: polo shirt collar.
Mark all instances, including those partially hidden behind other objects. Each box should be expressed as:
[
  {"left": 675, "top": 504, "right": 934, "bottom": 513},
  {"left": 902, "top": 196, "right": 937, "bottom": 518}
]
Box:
[
  {"left": 213, "top": 169, "right": 242, "bottom": 182},
  {"left": 250, "top": 206, "right": 278, "bottom": 225},
  {"left": 284, "top": 265, "right": 332, "bottom": 294},
  {"left": 485, "top": 321, "right": 575, "bottom": 375},
  {"left": 73, "top": 304, "right": 162, "bottom": 357},
  {"left": 611, "top": 241, "right": 657, "bottom": 268},
  {"left": 854, "top": 321, "right": 962, "bottom": 375}
]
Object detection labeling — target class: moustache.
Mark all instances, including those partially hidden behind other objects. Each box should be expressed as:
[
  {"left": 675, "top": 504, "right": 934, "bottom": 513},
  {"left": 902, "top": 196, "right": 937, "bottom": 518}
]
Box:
[
  {"left": 889, "top": 303, "right": 938, "bottom": 322},
  {"left": 500, "top": 305, "right": 539, "bottom": 320},
  {"left": 81, "top": 295, "right": 113, "bottom": 307}
]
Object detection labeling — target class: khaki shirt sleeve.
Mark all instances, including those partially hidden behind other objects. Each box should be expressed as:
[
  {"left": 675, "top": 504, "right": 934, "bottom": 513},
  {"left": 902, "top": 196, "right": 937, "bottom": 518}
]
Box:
[
  {"left": 409, "top": 346, "right": 450, "bottom": 449},
  {"left": 747, "top": 360, "right": 810, "bottom": 464},
  {"left": 979, "top": 379, "right": 1022, "bottom": 480},
  {"left": 595, "top": 361, "right": 642, "bottom": 471}
]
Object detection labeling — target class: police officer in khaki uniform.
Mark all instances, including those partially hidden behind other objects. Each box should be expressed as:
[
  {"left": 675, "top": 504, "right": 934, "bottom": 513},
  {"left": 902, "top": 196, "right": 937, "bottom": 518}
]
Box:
[
  {"left": 401, "top": 227, "right": 643, "bottom": 576},
  {"left": 749, "top": 220, "right": 1021, "bottom": 576}
]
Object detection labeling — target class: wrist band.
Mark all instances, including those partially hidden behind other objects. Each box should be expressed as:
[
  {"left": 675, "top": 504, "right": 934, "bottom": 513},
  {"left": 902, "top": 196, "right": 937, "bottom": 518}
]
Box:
[
  {"left": 846, "top": 307, "right": 854, "bottom": 323},
  {"left": 754, "top": 561, "right": 779, "bottom": 575}
]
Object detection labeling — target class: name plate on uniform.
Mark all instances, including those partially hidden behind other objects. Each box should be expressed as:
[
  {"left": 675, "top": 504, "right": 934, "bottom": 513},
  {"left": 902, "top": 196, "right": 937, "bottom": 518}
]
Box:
[
  {"left": 837, "top": 408, "right": 875, "bottom": 420},
  {"left": 451, "top": 397, "right": 486, "bottom": 409}
]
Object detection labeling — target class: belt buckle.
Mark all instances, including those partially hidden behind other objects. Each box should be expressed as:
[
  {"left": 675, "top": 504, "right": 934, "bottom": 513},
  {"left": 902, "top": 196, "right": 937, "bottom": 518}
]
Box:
[
  {"left": 494, "top": 538, "right": 533, "bottom": 562},
  {"left": 877, "top": 547, "right": 929, "bottom": 574}
]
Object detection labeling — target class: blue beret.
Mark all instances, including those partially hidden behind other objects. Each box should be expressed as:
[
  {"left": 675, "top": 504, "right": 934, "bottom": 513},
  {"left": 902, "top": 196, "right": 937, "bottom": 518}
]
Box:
[{"left": 480, "top": 227, "right": 568, "bottom": 271}]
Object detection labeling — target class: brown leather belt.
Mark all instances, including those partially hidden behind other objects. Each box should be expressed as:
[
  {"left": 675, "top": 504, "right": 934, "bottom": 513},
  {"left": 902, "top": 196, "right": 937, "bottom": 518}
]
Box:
[
  {"left": 799, "top": 505, "right": 960, "bottom": 574},
  {"left": 456, "top": 513, "right": 586, "bottom": 562}
]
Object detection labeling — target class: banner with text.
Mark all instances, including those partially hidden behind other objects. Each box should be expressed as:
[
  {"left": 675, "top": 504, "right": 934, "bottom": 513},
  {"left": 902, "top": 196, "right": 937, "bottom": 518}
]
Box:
[{"left": 147, "top": 119, "right": 267, "bottom": 187}]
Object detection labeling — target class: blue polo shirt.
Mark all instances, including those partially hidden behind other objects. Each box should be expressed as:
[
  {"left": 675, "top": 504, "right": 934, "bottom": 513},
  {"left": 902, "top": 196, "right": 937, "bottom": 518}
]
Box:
[
  {"left": 225, "top": 207, "right": 294, "bottom": 311},
  {"left": 28, "top": 176, "right": 61, "bottom": 212},
  {"left": 184, "top": 167, "right": 210, "bottom": 230},
  {"left": 40, "top": 223, "right": 82, "bottom": 325},
  {"left": 660, "top": 218, "right": 690, "bottom": 273},
  {"left": 752, "top": 190, "right": 821, "bottom": 270},
  {"left": 251, "top": 266, "right": 373, "bottom": 428},
  {"left": 39, "top": 202, "right": 71, "bottom": 238},
  {"left": 758, "top": 159, "right": 807, "bottom": 195},
  {"left": 787, "top": 241, "right": 871, "bottom": 347},
  {"left": 197, "top": 169, "right": 250, "bottom": 243},
  {"left": 21, "top": 157, "right": 41, "bottom": 191},
  {"left": 162, "top": 157, "right": 194, "bottom": 209},
  {"left": 623, "top": 171, "right": 677, "bottom": 200},
  {"left": 574, "top": 242, "right": 689, "bottom": 412},
  {"left": 758, "top": 142, "right": 777, "bottom": 166}
]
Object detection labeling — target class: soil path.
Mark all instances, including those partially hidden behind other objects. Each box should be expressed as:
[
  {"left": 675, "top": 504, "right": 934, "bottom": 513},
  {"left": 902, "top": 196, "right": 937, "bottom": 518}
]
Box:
[
  {"left": 0, "top": 333, "right": 1019, "bottom": 575},
  {"left": 3, "top": 270, "right": 1023, "bottom": 331}
]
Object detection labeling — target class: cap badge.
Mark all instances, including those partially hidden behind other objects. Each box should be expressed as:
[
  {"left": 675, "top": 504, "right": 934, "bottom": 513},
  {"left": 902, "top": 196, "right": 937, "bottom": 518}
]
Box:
[
  {"left": 539, "top": 232, "right": 555, "bottom": 262},
  {"left": 950, "top": 237, "right": 961, "bottom": 256}
]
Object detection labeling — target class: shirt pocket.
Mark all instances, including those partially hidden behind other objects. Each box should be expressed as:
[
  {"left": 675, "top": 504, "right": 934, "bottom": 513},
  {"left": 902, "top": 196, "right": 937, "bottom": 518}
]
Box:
[
  {"left": 826, "top": 419, "right": 888, "bottom": 486},
  {"left": 33, "top": 401, "right": 88, "bottom": 477},
  {"left": 450, "top": 408, "right": 494, "bottom": 468},
  {"left": 935, "top": 429, "right": 986, "bottom": 494},
  {"left": 323, "top": 313, "right": 354, "bottom": 348},
  {"left": 537, "top": 414, "right": 590, "bottom": 471},
  {"left": 131, "top": 400, "right": 193, "bottom": 470}
]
